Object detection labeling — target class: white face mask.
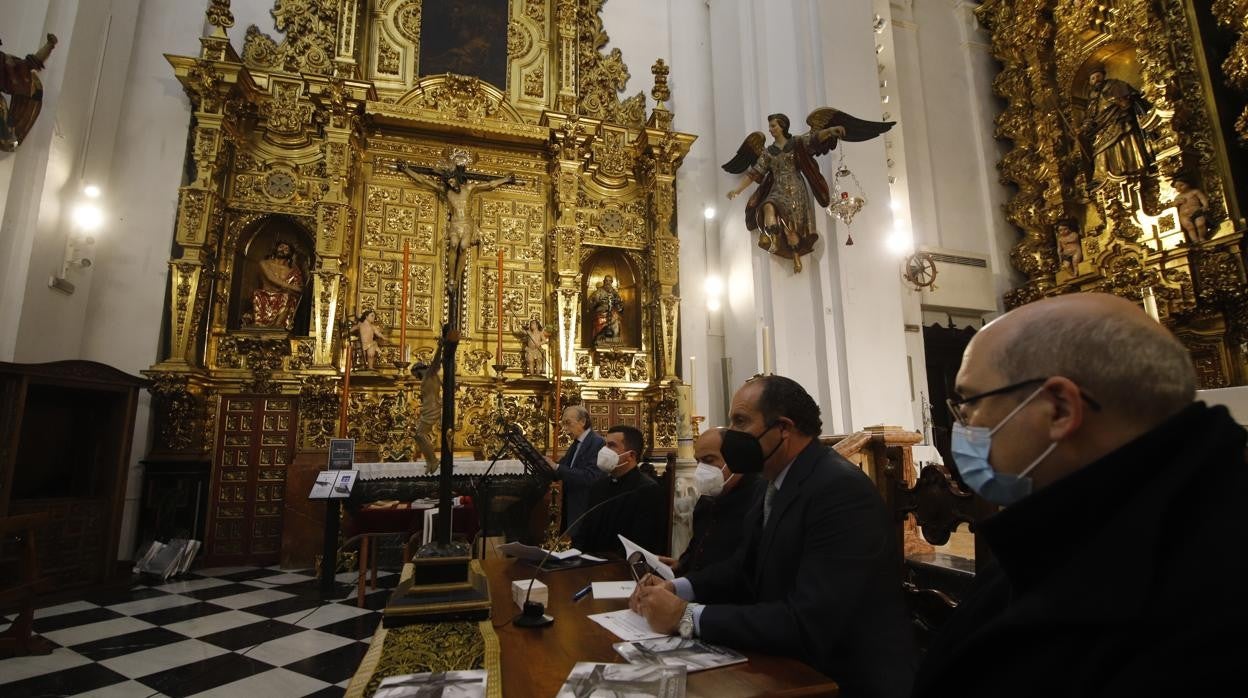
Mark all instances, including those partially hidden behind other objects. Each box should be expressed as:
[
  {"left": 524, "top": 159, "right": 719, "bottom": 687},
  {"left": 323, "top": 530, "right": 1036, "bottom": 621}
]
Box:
[
  {"left": 597, "top": 447, "right": 624, "bottom": 473},
  {"left": 692, "top": 463, "right": 729, "bottom": 497}
]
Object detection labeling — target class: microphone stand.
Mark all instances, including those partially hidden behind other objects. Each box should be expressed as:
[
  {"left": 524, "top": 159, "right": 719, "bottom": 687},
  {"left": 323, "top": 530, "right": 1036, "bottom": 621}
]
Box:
[
  {"left": 514, "top": 483, "right": 637, "bottom": 628},
  {"left": 471, "top": 427, "right": 509, "bottom": 560}
]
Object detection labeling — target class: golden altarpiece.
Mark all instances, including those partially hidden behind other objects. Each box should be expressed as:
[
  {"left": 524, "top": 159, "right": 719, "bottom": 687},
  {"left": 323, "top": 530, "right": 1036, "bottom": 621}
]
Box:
[
  {"left": 143, "top": 0, "right": 694, "bottom": 566},
  {"left": 977, "top": 1, "right": 1248, "bottom": 388}
]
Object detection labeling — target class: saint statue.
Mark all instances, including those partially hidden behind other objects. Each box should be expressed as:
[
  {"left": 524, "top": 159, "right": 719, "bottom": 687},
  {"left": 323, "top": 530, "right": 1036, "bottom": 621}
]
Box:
[
  {"left": 1080, "top": 64, "right": 1152, "bottom": 189},
  {"left": 588, "top": 275, "right": 624, "bottom": 346},
  {"left": 514, "top": 316, "right": 548, "bottom": 376},
  {"left": 0, "top": 33, "right": 57, "bottom": 151},
  {"left": 723, "top": 108, "right": 894, "bottom": 272},
  {"left": 250, "top": 240, "right": 305, "bottom": 331},
  {"left": 398, "top": 155, "right": 515, "bottom": 291}
]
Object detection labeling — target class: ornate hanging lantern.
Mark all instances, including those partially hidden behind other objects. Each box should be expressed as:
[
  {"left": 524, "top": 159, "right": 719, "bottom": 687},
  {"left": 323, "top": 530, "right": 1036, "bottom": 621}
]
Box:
[{"left": 827, "top": 156, "right": 867, "bottom": 245}]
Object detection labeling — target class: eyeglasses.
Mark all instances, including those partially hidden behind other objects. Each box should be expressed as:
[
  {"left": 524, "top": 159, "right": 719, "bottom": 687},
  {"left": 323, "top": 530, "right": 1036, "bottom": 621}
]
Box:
[{"left": 946, "top": 378, "right": 1101, "bottom": 426}]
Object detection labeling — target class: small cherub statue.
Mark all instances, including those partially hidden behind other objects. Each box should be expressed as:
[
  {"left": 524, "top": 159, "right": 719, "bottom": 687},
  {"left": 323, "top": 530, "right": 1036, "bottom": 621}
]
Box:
[
  {"left": 351, "top": 310, "right": 389, "bottom": 370},
  {"left": 1172, "top": 176, "right": 1210, "bottom": 243},
  {"left": 514, "top": 316, "right": 548, "bottom": 376},
  {"left": 1055, "top": 219, "right": 1083, "bottom": 276}
]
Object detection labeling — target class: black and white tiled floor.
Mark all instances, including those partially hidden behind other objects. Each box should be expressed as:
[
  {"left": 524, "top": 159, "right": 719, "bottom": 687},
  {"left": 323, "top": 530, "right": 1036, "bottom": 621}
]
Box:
[{"left": 0, "top": 566, "right": 400, "bottom": 697}]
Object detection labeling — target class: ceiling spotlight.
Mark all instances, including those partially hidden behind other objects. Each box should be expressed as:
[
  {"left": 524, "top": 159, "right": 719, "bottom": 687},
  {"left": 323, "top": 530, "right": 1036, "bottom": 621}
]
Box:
[
  {"left": 704, "top": 275, "right": 724, "bottom": 297},
  {"left": 703, "top": 206, "right": 716, "bottom": 220},
  {"left": 83, "top": 185, "right": 101, "bottom": 199}
]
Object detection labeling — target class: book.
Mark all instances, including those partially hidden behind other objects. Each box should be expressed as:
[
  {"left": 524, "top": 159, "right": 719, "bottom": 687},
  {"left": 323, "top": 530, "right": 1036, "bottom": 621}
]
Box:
[
  {"left": 372, "top": 669, "right": 487, "bottom": 697},
  {"left": 613, "top": 636, "right": 748, "bottom": 673},
  {"left": 555, "top": 662, "right": 685, "bottom": 697}
]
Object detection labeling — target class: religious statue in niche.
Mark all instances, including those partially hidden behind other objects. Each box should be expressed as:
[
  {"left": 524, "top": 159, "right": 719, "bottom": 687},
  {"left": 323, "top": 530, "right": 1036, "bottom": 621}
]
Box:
[
  {"left": 1171, "top": 176, "right": 1210, "bottom": 243},
  {"left": 1080, "top": 63, "right": 1153, "bottom": 190},
  {"left": 513, "top": 316, "right": 548, "bottom": 376},
  {"left": 0, "top": 33, "right": 57, "bottom": 152},
  {"left": 247, "top": 239, "right": 306, "bottom": 331},
  {"left": 723, "top": 108, "right": 895, "bottom": 273},
  {"left": 410, "top": 339, "right": 445, "bottom": 474},
  {"left": 398, "top": 151, "right": 516, "bottom": 292},
  {"left": 587, "top": 275, "right": 624, "bottom": 347},
  {"left": 1056, "top": 219, "right": 1083, "bottom": 276},
  {"left": 350, "top": 310, "right": 389, "bottom": 370}
]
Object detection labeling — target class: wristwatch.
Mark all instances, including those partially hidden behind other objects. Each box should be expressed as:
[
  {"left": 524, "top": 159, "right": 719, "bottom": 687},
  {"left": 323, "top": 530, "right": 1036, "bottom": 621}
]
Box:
[{"left": 678, "top": 603, "right": 696, "bottom": 640}]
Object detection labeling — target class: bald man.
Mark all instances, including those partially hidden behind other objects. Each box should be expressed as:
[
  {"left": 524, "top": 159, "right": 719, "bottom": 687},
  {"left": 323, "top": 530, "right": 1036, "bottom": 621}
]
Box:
[
  {"left": 661, "top": 429, "right": 764, "bottom": 575},
  {"left": 914, "top": 293, "right": 1248, "bottom": 698}
]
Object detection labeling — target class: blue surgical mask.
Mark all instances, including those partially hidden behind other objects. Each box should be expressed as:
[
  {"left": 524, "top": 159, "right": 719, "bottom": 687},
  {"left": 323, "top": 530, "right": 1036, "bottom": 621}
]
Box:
[{"left": 951, "top": 386, "right": 1057, "bottom": 506}]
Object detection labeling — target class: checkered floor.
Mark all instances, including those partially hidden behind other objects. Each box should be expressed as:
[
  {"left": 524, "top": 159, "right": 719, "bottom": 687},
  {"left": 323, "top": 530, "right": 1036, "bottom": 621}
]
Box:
[{"left": 0, "top": 566, "right": 401, "bottom": 697}]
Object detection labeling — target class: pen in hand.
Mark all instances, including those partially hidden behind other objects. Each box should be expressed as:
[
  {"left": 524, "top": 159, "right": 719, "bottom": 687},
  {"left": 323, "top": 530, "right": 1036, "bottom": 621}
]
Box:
[{"left": 573, "top": 583, "right": 592, "bottom": 602}]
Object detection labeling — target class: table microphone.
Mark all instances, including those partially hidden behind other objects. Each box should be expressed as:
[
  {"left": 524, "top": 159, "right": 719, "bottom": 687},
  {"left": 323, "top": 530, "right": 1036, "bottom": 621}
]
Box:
[{"left": 514, "top": 485, "right": 639, "bottom": 628}]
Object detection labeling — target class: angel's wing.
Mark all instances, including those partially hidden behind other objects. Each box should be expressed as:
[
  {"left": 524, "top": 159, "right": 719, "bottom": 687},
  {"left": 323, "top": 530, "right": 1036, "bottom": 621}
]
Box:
[
  {"left": 806, "top": 107, "right": 896, "bottom": 155},
  {"left": 721, "top": 132, "right": 767, "bottom": 174}
]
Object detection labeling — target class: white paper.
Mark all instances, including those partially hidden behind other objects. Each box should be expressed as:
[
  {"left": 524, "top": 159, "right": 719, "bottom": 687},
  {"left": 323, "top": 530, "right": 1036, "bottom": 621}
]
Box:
[
  {"left": 588, "top": 609, "right": 667, "bottom": 642},
  {"left": 308, "top": 471, "right": 335, "bottom": 499},
  {"left": 591, "top": 581, "right": 637, "bottom": 599},
  {"left": 329, "top": 470, "right": 358, "bottom": 499},
  {"left": 579, "top": 553, "right": 606, "bottom": 562},
  {"left": 551, "top": 548, "right": 582, "bottom": 561},
  {"left": 617, "top": 535, "right": 675, "bottom": 581}
]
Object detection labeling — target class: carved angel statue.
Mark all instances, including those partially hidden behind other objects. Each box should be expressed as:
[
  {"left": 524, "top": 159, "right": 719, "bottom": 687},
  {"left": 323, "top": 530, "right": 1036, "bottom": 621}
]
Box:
[{"left": 723, "top": 108, "right": 894, "bottom": 272}]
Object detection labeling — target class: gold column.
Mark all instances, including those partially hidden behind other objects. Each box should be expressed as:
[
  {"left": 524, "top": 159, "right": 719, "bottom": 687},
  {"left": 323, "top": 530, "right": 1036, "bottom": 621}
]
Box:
[
  {"left": 555, "top": 0, "right": 579, "bottom": 114},
  {"left": 546, "top": 115, "right": 590, "bottom": 375}
]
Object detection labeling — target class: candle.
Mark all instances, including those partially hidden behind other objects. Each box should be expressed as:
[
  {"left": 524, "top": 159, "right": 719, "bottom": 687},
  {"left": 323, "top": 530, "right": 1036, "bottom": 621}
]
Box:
[
  {"left": 762, "top": 324, "right": 774, "bottom": 374},
  {"left": 339, "top": 337, "right": 352, "bottom": 438},
  {"left": 1142, "top": 286, "right": 1160, "bottom": 322},
  {"left": 400, "top": 241, "right": 409, "bottom": 363},
  {"left": 689, "top": 356, "right": 697, "bottom": 414},
  {"left": 496, "top": 249, "right": 504, "bottom": 363}
]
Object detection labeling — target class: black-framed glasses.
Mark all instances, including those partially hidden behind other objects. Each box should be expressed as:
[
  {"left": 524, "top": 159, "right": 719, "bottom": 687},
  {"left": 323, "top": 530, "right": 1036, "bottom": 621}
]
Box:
[{"left": 946, "top": 377, "right": 1102, "bottom": 426}]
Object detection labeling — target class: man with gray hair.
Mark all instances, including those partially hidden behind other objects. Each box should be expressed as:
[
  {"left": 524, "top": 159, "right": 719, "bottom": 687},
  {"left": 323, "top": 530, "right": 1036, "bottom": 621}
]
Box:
[
  {"left": 547, "top": 404, "right": 605, "bottom": 531},
  {"left": 914, "top": 292, "right": 1247, "bottom": 698}
]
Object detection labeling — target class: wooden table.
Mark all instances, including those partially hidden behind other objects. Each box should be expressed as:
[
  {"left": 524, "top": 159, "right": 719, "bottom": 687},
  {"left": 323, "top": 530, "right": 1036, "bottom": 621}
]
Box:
[{"left": 485, "top": 557, "right": 837, "bottom": 697}]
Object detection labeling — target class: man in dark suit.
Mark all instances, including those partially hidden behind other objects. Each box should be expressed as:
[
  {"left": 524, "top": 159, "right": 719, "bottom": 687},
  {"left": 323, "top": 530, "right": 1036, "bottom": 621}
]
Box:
[
  {"left": 549, "top": 405, "right": 605, "bottom": 532},
  {"left": 632, "top": 375, "right": 915, "bottom": 698},
  {"left": 913, "top": 293, "right": 1248, "bottom": 698},
  {"left": 572, "top": 425, "right": 665, "bottom": 555},
  {"left": 662, "top": 428, "right": 764, "bottom": 575}
]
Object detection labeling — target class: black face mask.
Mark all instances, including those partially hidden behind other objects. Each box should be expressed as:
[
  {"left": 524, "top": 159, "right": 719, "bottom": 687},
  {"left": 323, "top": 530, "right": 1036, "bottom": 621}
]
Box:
[{"left": 720, "top": 423, "right": 782, "bottom": 474}]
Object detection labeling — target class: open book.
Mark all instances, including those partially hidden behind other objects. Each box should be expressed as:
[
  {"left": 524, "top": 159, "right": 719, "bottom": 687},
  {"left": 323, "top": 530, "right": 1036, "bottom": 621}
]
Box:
[
  {"left": 614, "top": 636, "right": 748, "bottom": 673},
  {"left": 556, "top": 662, "right": 685, "bottom": 697},
  {"left": 372, "top": 670, "right": 486, "bottom": 697}
]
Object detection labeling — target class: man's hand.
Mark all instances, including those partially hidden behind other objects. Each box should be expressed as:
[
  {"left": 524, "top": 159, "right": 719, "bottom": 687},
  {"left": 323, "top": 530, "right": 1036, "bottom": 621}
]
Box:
[
  {"left": 628, "top": 573, "right": 673, "bottom": 613},
  {"left": 632, "top": 584, "right": 686, "bottom": 635},
  {"left": 656, "top": 555, "right": 677, "bottom": 568}
]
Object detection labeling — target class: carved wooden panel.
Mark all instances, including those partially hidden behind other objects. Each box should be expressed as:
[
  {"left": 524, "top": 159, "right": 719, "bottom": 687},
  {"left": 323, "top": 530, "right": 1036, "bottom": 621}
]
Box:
[
  {"left": 584, "top": 399, "right": 642, "bottom": 433},
  {"left": 206, "top": 395, "right": 298, "bottom": 564}
]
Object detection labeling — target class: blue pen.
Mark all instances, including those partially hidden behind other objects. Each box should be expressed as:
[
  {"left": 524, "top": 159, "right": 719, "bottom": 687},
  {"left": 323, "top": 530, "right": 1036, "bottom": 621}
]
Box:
[{"left": 573, "top": 583, "right": 592, "bottom": 602}]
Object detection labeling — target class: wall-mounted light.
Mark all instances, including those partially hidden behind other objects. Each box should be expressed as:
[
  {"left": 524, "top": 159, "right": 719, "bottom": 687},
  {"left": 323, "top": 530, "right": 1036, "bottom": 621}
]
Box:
[
  {"left": 703, "top": 206, "right": 716, "bottom": 220},
  {"left": 705, "top": 274, "right": 723, "bottom": 312},
  {"left": 50, "top": 188, "right": 104, "bottom": 294}
]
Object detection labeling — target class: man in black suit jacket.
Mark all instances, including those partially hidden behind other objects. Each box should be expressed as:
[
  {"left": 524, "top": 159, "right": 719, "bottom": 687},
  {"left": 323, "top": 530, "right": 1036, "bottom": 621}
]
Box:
[
  {"left": 549, "top": 405, "right": 605, "bottom": 531},
  {"left": 913, "top": 293, "right": 1248, "bottom": 698},
  {"left": 632, "top": 376, "right": 915, "bottom": 698},
  {"left": 572, "top": 425, "right": 665, "bottom": 555},
  {"left": 665, "top": 428, "right": 764, "bottom": 575}
]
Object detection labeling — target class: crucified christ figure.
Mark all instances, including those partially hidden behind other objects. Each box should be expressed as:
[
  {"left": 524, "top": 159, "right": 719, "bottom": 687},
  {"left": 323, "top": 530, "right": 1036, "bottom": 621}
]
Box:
[{"left": 398, "top": 160, "right": 515, "bottom": 291}]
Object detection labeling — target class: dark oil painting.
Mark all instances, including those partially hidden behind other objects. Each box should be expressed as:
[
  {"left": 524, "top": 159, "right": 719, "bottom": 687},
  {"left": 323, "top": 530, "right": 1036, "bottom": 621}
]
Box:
[{"left": 419, "top": 0, "right": 509, "bottom": 89}]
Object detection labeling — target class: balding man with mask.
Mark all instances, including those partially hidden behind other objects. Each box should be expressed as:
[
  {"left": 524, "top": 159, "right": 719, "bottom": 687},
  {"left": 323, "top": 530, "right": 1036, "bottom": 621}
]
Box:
[
  {"left": 914, "top": 293, "right": 1248, "bottom": 698},
  {"left": 659, "top": 428, "right": 764, "bottom": 575}
]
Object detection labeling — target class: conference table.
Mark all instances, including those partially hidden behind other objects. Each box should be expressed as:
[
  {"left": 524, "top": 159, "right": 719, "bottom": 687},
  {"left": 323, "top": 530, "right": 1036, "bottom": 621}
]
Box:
[{"left": 484, "top": 557, "right": 835, "bottom": 696}]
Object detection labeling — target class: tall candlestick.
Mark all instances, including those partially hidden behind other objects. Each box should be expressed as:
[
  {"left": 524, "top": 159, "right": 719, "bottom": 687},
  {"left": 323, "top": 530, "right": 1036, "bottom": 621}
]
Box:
[
  {"left": 761, "top": 324, "right": 774, "bottom": 374},
  {"left": 1142, "top": 286, "right": 1160, "bottom": 322},
  {"left": 339, "top": 339, "right": 352, "bottom": 438},
  {"left": 496, "top": 249, "right": 504, "bottom": 363},
  {"left": 400, "top": 241, "right": 409, "bottom": 363}
]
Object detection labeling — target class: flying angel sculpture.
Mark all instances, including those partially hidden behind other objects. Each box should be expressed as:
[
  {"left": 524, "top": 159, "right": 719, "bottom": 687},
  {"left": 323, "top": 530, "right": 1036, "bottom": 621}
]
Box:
[{"left": 723, "top": 108, "right": 895, "bottom": 272}]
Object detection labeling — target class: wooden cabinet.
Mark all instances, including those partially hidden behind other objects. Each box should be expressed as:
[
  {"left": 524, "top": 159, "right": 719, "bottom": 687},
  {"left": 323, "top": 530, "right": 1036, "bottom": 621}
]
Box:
[{"left": 0, "top": 361, "right": 143, "bottom": 592}]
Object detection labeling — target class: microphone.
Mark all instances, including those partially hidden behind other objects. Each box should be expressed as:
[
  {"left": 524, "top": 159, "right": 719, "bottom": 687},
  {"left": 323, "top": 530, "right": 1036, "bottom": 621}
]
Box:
[{"left": 514, "top": 483, "right": 642, "bottom": 628}]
